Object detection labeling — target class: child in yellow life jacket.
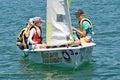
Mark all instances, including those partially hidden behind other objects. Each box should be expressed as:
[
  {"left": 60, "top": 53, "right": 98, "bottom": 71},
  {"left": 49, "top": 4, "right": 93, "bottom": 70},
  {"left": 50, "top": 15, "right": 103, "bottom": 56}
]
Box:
[
  {"left": 73, "top": 9, "right": 94, "bottom": 44},
  {"left": 16, "top": 18, "right": 33, "bottom": 50}
]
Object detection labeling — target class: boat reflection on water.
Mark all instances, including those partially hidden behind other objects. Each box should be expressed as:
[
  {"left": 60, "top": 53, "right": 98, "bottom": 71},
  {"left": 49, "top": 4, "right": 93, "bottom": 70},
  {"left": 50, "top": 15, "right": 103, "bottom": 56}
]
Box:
[{"left": 20, "top": 56, "right": 96, "bottom": 80}]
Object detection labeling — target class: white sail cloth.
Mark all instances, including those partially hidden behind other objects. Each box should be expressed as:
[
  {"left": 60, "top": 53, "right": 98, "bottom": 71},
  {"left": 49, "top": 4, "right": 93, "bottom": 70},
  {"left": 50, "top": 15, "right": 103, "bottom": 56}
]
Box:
[{"left": 46, "top": 0, "right": 73, "bottom": 46}]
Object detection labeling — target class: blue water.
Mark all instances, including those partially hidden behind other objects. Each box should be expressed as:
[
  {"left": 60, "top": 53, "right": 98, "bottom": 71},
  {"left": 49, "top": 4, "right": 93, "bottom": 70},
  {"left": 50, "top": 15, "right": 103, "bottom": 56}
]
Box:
[{"left": 0, "top": 0, "right": 120, "bottom": 80}]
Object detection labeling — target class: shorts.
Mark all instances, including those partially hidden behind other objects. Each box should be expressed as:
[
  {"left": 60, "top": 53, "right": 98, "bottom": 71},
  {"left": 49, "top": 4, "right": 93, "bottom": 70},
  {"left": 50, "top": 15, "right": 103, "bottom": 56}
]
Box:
[
  {"left": 29, "top": 44, "right": 41, "bottom": 50},
  {"left": 80, "top": 36, "right": 92, "bottom": 44},
  {"left": 85, "top": 35, "right": 92, "bottom": 42}
]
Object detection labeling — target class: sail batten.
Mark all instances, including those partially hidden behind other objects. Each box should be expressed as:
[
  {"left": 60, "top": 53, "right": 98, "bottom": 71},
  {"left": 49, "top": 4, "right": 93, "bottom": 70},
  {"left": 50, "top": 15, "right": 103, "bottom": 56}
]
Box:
[{"left": 46, "top": 0, "right": 73, "bottom": 46}]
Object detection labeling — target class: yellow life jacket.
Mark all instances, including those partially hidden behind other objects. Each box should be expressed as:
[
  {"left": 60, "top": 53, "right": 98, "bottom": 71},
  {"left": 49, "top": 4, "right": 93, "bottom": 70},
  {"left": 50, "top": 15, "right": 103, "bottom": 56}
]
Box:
[
  {"left": 79, "top": 18, "right": 94, "bottom": 44},
  {"left": 17, "top": 25, "right": 31, "bottom": 42},
  {"left": 24, "top": 28, "right": 29, "bottom": 38},
  {"left": 17, "top": 28, "right": 27, "bottom": 42},
  {"left": 79, "top": 18, "right": 94, "bottom": 37}
]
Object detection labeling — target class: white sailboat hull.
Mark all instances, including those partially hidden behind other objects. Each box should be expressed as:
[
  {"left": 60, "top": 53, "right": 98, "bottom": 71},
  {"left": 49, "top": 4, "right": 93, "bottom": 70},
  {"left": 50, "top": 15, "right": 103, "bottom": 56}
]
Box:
[{"left": 23, "top": 42, "right": 96, "bottom": 68}]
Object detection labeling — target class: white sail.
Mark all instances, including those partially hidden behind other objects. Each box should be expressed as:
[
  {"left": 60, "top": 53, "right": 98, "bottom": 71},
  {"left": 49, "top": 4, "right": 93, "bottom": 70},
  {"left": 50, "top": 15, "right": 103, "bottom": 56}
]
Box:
[{"left": 46, "top": 0, "right": 74, "bottom": 46}]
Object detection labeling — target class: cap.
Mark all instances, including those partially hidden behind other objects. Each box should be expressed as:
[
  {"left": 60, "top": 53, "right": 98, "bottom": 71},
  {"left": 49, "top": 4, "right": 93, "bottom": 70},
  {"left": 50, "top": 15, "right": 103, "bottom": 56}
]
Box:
[
  {"left": 74, "top": 9, "right": 84, "bottom": 15},
  {"left": 29, "top": 18, "right": 34, "bottom": 25},
  {"left": 33, "top": 17, "right": 45, "bottom": 24}
]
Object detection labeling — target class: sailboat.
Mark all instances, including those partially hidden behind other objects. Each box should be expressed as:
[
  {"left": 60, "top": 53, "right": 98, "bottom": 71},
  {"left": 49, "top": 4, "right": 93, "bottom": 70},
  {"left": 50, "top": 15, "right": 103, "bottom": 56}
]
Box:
[{"left": 23, "top": 0, "right": 96, "bottom": 68}]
